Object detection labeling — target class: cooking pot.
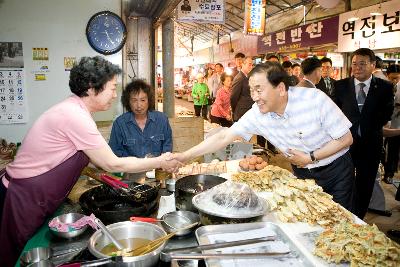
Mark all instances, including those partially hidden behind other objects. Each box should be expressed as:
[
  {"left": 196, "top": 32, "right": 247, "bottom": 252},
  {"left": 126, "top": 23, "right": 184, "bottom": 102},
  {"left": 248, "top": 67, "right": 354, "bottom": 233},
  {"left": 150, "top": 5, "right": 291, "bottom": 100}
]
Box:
[
  {"left": 79, "top": 185, "right": 157, "bottom": 224},
  {"left": 88, "top": 221, "right": 166, "bottom": 267},
  {"left": 175, "top": 175, "right": 226, "bottom": 211}
]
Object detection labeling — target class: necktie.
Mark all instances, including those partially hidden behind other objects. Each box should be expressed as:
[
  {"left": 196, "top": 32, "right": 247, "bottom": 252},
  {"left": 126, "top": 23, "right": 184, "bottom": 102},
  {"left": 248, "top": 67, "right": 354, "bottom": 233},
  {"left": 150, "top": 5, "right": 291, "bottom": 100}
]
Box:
[
  {"left": 357, "top": 83, "right": 366, "bottom": 112},
  {"left": 325, "top": 78, "right": 331, "bottom": 95}
]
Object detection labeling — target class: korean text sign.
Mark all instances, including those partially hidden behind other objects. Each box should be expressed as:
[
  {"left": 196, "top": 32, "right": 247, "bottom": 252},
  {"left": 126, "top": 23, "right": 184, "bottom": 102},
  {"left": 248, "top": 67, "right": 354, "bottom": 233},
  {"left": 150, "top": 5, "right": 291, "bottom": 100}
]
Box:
[
  {"left": 338, "top": 0, "right": 400, "bottom": 52},
  {"left": 177, "top": 0, "right": 225, "bottom": 24},
  {"left": 257, "top": 16, "right": 339, "bottom": 53},
  {"left": 244, "top": 0, "right": 266, "bottom": 35}
]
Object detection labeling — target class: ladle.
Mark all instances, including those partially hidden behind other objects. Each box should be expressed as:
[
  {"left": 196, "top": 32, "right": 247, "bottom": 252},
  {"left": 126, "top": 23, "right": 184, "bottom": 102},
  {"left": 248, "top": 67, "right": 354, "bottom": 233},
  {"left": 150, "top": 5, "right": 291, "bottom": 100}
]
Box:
[{"left": 93, "top": 218, "right": 124, "bottom": 251}]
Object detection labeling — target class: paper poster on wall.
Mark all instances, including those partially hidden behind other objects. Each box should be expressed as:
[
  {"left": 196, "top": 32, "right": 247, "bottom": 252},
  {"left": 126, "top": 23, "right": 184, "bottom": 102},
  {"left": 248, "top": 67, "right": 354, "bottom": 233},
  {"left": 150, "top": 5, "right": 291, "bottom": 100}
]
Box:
[
  {"left": 32, "top": 48, "right": 49, "bottom": 61},
  {"left": 64, "top": 57, "right": 76, "bottom": 71},
  {"left": 31, "top": 47, "right": 50, "bottom": 78},
  {"left": 0, "top": 42, "right": 24, "bottom": 68},
  {"left": 0, "top": 69, "right": 28, "bottom": 124},
  {"left": 34, "top": 73, "right": 46, "bottom": 81}
]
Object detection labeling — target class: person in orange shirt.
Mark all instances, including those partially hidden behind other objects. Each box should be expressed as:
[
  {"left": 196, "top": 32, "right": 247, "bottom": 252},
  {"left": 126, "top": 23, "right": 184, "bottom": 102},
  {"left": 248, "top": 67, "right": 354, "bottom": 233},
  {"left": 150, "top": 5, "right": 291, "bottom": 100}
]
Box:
[{"left": 210, "top": 73, "right": 233, "bottom": 127}]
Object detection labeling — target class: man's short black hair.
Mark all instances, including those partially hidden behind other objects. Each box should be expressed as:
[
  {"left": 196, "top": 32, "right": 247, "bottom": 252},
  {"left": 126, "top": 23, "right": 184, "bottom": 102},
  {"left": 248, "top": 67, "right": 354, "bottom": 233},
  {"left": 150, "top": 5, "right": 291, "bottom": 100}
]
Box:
[
  {"left": 234, "top": 52, "right": 245, "bottom": 59},
  {"left": 320, "top": 57, "right": 332, "bottom": 66},
  {"left": 121, "top": 79, "right": 155, "bottom": 112},
  {"left": 266, "top": 54, "right": 279, "bottom": 61},
  {"left": 249, "top": 62, "right": 290, "bottom": 91},
  {"left": 375, "top": 56, "right": 384, "bottom": 69},
  {"left": 282, "top": 61, "right": 292, "bottom": 68},
  {"left": 69, "top": 56, "right": 121, "bottom": 97},
  {"left": 292, "top": 63, "right": 300, "bottom": 69},
  {"left": 387, "top": 64, "right": 400, "bottom": 75},
  {"left": 215, "top": 63, "right": 223, "bottom": 68},
  {"left": 301, "top": 57, "right": 322, "bottom": 75},
  {"left": 351, "top": 48, "right": 376, "bottom": 63}
]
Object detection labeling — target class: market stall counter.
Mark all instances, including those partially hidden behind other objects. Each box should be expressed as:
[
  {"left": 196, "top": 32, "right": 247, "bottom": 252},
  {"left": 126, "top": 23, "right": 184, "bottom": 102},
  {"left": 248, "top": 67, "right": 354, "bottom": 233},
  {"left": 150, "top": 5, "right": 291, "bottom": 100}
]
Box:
[{"left": 19, "top": 160, "right": 399, "bottom": 267}]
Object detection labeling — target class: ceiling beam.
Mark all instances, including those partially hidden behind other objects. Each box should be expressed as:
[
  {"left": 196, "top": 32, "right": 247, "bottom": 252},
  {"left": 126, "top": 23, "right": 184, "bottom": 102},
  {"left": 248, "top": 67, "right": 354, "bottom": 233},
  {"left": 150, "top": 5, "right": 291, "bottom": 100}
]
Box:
[
  {"left": 152, "top": 0, "right": 181, "bottom": 28},
  {"left": 266, "top": 1, "right": 285, "bottom": 11},
  {"left": 226, "top": 1, "right": 243, "bottom": 12}
]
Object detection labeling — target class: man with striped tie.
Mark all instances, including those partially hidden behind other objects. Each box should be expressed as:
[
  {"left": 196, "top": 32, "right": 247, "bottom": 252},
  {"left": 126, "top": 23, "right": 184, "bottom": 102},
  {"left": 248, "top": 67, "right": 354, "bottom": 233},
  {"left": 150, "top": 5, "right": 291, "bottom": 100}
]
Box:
[{"left": 333, "top": 48, "right": 394, "bottom": 219}]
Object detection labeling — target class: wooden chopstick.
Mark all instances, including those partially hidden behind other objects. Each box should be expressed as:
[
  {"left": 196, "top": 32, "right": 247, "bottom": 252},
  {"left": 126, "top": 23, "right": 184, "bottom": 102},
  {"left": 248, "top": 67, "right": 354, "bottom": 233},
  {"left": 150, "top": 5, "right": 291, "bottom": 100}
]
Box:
[{"left": 125, "top": 222, "right": 199, "bottom": 256}]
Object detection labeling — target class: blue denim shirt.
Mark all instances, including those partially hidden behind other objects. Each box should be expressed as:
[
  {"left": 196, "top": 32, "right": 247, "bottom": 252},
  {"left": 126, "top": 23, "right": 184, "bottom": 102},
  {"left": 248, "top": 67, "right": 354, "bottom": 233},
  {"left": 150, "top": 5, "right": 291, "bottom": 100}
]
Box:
[{"left": 109, "top": 111, "right": 172, "bottom": 158}]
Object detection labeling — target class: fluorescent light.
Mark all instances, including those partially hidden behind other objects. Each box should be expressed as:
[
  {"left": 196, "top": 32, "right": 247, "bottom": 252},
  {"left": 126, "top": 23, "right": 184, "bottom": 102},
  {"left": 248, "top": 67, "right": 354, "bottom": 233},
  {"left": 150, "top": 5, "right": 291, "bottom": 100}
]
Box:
[{"left": 370, "top": 12, "right": 382, "bottom": 15}]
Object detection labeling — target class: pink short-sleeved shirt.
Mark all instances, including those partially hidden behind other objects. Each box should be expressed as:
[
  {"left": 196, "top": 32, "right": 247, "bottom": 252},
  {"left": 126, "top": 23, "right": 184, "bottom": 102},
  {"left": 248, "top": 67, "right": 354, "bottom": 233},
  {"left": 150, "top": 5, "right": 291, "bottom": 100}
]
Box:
[{"left": 4, "top": 95, "right": 107, "bottom": 186}]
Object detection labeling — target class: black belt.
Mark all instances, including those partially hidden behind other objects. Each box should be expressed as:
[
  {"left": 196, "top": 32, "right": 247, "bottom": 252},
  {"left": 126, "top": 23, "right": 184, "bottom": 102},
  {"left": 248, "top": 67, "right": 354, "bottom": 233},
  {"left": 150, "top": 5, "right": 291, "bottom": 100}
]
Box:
[{"left": 310, "top": 160, "right": 335, "bottom": 172}]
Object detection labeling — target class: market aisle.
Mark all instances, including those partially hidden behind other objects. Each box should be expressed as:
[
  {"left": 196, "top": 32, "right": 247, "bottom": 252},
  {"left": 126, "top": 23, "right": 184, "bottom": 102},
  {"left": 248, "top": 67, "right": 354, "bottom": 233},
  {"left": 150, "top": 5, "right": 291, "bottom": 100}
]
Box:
[
  {"left": 157, "top": 96, "right": 195, "bottom": 115},
  {"left": 365, "top": 178, "right": 400, "bottom": 236}
]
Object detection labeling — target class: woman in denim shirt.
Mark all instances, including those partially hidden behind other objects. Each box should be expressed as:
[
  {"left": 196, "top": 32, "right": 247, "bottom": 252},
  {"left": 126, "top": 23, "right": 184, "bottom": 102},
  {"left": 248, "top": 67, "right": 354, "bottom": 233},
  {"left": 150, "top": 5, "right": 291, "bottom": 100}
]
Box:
[{"left": 109, "top": 79, "right": 172, "bottom": 158}]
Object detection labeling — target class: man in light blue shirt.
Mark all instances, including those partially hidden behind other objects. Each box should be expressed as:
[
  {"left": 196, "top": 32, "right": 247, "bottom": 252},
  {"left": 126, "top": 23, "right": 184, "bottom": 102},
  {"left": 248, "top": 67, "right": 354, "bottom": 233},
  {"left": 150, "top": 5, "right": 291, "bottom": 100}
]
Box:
[{"left": 176, "top": 62, "right": 355, "bottom": 211}]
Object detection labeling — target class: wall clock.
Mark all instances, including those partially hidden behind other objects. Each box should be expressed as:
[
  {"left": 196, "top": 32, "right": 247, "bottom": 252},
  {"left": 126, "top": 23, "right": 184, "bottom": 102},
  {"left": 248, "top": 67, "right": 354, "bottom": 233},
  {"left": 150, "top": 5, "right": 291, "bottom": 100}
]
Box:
[{"left": 86, "top": 11, "right": 127, "bottom": 55}]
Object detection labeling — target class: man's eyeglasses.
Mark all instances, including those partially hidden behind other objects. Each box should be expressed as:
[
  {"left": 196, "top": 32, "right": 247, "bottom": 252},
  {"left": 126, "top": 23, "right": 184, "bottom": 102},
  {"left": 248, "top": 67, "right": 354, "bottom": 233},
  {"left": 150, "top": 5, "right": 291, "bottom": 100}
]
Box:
[{"left": 351, "top": 62, "right": 370, "bottom": 67}]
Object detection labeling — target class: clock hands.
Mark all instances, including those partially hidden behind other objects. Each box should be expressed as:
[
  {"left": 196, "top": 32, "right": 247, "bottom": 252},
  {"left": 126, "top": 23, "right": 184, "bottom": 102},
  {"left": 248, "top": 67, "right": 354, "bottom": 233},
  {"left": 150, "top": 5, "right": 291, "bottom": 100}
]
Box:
[{"left": 101, "top": 30, "right": 115, "bottom": 45}]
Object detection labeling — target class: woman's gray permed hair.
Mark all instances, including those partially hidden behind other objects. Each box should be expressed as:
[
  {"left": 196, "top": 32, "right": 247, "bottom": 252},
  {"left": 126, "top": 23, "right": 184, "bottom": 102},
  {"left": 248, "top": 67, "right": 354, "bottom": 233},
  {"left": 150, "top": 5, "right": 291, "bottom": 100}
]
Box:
[{"left": 69, "top": 56, "right": 122, "bottom": 97}]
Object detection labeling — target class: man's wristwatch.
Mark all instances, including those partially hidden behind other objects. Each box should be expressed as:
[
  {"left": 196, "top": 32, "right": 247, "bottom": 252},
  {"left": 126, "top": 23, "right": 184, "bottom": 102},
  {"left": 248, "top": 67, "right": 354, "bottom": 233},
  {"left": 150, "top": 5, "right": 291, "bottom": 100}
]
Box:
[{"left": 310, "top": 151, "right": 318, "bottom": 163}]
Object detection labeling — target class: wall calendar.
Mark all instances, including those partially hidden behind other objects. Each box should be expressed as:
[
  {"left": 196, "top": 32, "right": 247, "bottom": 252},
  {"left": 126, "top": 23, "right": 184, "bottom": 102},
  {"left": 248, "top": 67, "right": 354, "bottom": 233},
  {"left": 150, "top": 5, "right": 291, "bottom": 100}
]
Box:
[{"left": 0, "top": 69, "right": 28, "bottom": 124}]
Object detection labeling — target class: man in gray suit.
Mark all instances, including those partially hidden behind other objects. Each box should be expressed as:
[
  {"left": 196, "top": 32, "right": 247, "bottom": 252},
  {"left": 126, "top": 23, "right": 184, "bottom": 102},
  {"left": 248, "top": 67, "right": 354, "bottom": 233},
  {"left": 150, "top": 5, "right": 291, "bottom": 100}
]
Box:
[{"left": 297, "top": 57, "right": 322, "bottom": 88}]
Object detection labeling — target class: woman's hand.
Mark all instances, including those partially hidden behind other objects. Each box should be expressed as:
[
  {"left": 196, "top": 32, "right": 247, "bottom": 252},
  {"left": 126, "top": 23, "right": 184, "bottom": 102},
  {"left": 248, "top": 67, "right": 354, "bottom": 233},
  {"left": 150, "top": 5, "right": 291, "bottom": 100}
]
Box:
[{"left": 158, "top": 152, "right": 184, "bottom": 173}]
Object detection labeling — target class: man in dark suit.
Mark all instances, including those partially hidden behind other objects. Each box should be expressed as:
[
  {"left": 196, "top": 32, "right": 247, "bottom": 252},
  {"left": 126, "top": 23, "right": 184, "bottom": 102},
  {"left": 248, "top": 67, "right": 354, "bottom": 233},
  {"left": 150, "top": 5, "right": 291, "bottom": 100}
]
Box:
[
  {"left": 316, "top": 57, "right": 336, "bottom": 98},
  {"left": 230, "top": 56, "right": 254, "bottom": 122},
  {"left": 297, "top": 57, "right": 322, "bottom": 88},
  {"left": 333, "top": 48, "right": 394, "bottom": 219},
  {"left": 231, "top": 52, "right": 245, "bottom": 79}
]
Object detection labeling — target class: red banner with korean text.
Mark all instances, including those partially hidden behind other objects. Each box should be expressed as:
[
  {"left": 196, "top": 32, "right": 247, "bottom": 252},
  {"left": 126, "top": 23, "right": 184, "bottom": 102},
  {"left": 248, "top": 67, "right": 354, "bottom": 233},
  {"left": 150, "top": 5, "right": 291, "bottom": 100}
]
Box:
[
  {"left": 338, "top": 0, "right": 400, "bottom": 52},
  {"left": 257, "top": 16, "right": 339, "bottom": 53}
]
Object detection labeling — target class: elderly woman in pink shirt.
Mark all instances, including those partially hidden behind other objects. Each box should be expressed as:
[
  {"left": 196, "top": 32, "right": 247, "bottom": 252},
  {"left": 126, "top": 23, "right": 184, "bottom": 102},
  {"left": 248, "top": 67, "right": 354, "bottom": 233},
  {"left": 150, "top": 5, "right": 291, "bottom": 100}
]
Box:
[
  {"left": 210, "top": 73, "right": 233, "bottom": 127},
  {"left": 0, "top": 57, "right": 182, "bottom": 267}
]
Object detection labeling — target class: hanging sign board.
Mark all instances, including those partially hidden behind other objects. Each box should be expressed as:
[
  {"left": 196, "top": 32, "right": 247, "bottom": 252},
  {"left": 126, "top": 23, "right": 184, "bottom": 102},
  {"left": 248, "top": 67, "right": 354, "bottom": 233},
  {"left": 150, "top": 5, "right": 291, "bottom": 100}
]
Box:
[
  {"left": 177, "top": 0, "right": 225, "bottom": 24},
  {"left": 338, "top": 0, "right": 400, "bottom": 52},
  {"left": 244, "top": 0, "right": 266, "bottom": 35},
  {"left": 257, "top": 16, "right": 339, "bottom": 53}
]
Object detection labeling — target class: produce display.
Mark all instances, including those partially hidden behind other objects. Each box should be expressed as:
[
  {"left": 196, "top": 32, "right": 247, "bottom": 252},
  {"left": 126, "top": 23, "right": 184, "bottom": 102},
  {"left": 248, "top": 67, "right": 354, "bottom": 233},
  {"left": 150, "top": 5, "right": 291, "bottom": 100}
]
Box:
[
  {"left": 314, "top": 222, "right": 400, "bottom": 266},
  {"left": 232, "top": 165, "right": 353, "bottom": 227},
  {"left": 238, "top": 155, "right": 268, "bottom": 171}
]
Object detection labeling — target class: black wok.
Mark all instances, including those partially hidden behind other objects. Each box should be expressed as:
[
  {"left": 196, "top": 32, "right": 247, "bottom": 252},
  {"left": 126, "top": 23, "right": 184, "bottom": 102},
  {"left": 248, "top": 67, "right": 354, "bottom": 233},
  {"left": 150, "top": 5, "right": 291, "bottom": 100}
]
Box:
[
  {"left": 79, "top": 184, "right": 158, "bottom": 224},
  {"left": 175, "top": 175, "right": 226, "bottom": 212}
]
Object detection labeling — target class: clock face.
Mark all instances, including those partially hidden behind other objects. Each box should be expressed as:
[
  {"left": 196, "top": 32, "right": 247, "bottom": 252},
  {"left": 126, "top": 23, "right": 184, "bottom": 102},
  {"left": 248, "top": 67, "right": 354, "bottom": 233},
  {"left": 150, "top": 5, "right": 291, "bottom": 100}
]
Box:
[{"left": 86, "top": 11, "right": 127, "bottom": 55}]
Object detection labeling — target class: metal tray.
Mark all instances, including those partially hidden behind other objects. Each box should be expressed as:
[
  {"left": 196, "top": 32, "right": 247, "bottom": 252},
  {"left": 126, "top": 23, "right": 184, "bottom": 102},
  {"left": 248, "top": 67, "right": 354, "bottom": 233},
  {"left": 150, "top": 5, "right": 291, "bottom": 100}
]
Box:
[{"left": 195, "top": 222, "right": 314, "bottom": 267}]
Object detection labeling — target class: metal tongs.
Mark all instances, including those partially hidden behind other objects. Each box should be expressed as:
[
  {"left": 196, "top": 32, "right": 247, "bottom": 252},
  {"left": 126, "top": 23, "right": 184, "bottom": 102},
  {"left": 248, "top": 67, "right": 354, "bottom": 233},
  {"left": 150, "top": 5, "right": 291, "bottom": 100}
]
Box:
[{"left": 160, "top": 236, "right": 291, "bottom": 262}]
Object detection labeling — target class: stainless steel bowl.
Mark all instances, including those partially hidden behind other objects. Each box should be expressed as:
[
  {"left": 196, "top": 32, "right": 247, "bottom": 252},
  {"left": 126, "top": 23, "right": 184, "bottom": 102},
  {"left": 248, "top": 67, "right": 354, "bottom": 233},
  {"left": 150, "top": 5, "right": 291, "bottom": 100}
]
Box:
[
  {"left": 20, "top": 247, "right": 52, "bottom": 267},
  {"left": 26, "top": 260, "right": 55, "bottom": 267},
  {"left": 49, "top": 213, "right": 88, "bottom": 239},
  {"left": 161, "top": 210, "right": 199, "bottom": 236},
  {"left": 88, "top": 221, "right": 167, "bottom": 266}
]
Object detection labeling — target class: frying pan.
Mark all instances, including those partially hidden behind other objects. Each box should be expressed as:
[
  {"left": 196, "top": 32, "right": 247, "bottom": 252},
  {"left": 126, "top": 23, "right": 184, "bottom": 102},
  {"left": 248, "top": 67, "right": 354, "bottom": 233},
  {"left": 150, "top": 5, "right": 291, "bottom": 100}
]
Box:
[
  {"left": 79, "top": 184, "right": 158, "bottom": 224},
  {"left": 175, "top": 175, "right": 226, "bottom": 211}
]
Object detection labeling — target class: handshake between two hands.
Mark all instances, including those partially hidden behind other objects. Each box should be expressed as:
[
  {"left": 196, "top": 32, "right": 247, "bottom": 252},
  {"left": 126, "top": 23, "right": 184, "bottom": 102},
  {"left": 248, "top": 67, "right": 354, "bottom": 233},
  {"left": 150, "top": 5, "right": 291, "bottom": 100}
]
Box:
[{"left": 158, "top": 152, "right": 187, "bottom": 173}]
